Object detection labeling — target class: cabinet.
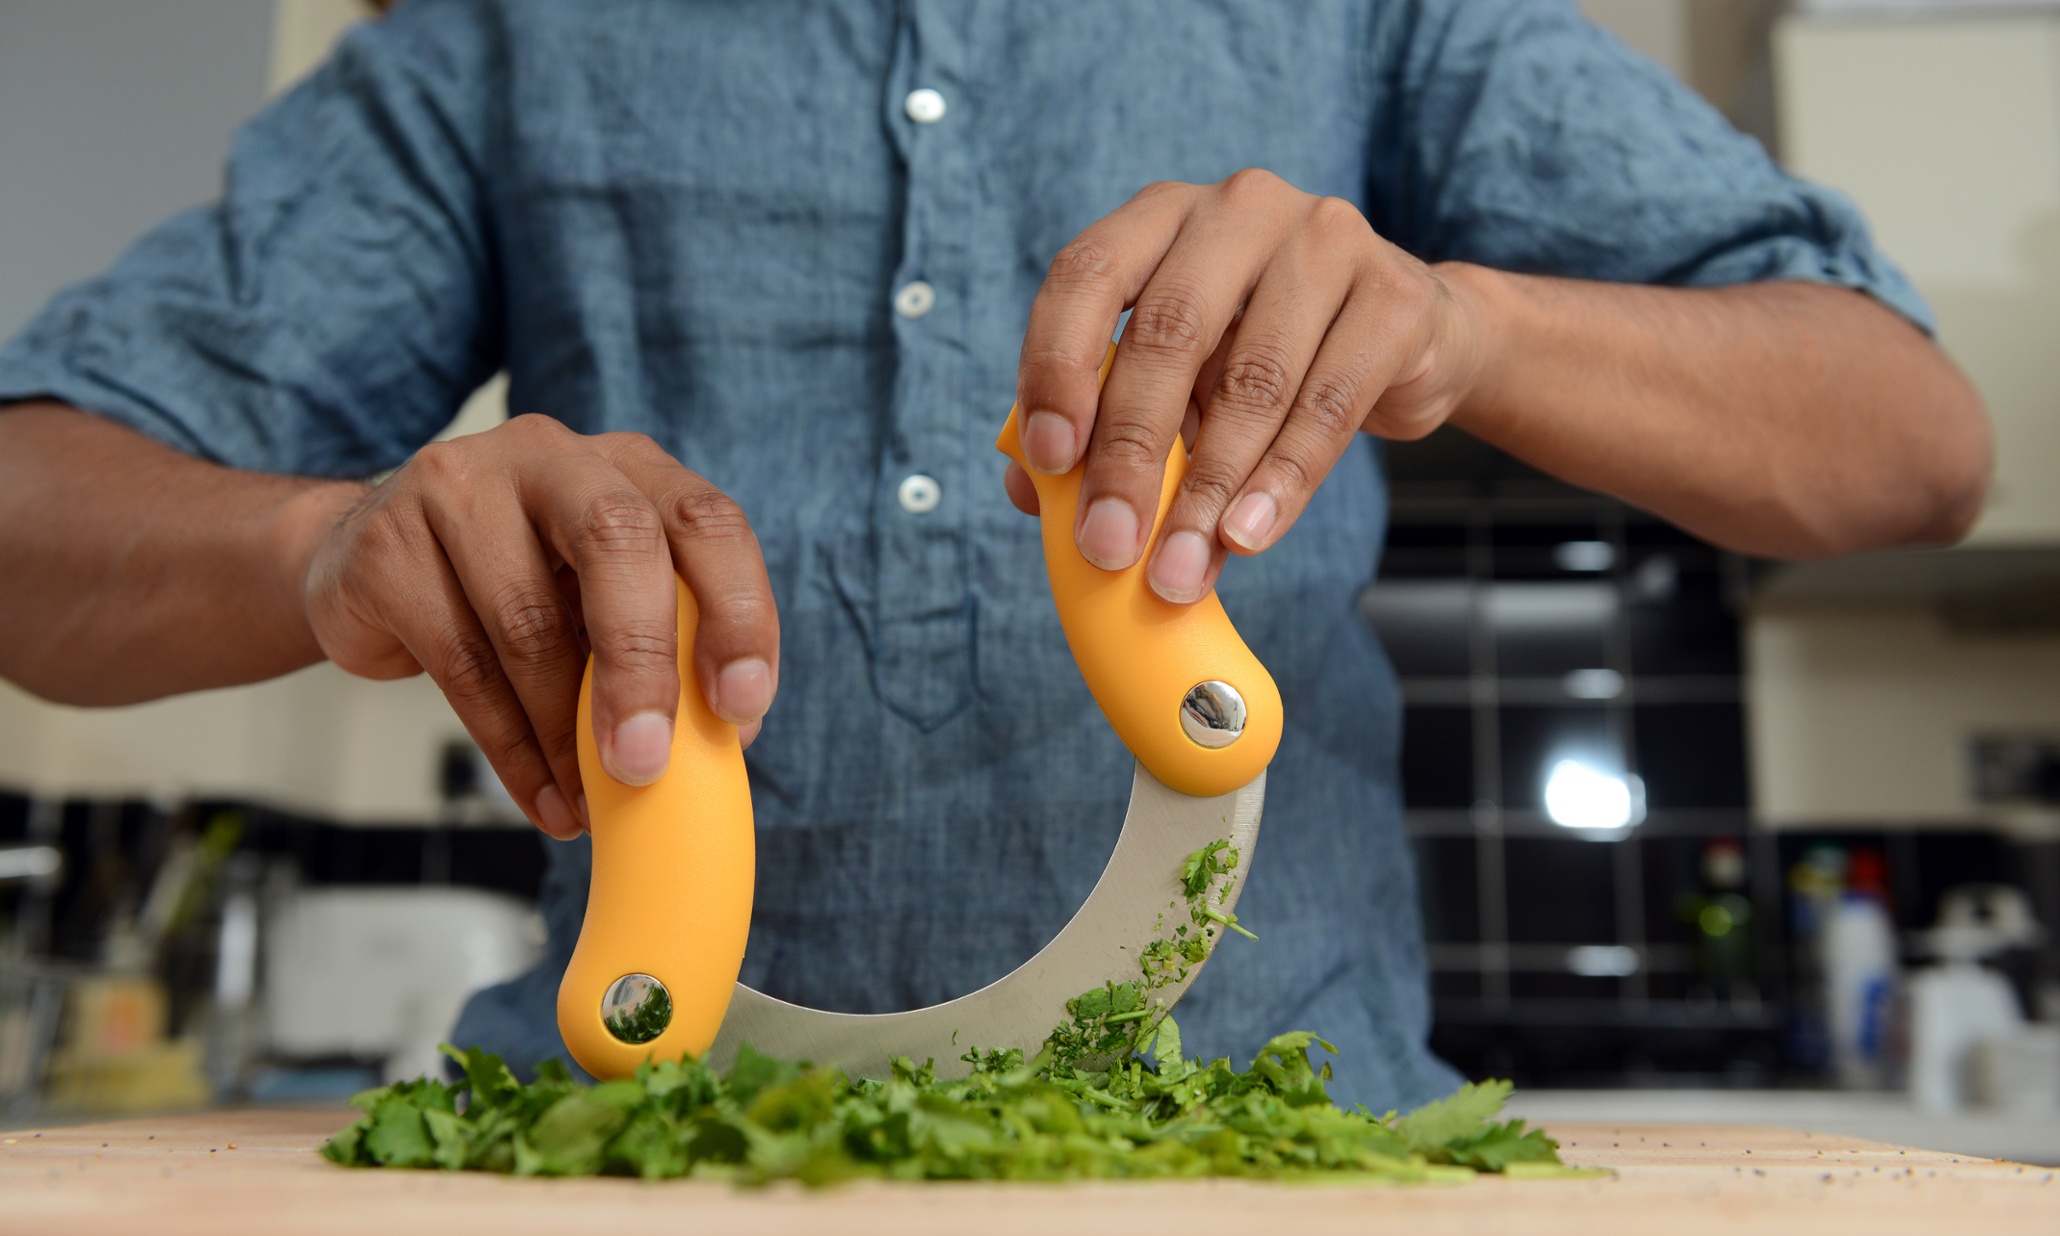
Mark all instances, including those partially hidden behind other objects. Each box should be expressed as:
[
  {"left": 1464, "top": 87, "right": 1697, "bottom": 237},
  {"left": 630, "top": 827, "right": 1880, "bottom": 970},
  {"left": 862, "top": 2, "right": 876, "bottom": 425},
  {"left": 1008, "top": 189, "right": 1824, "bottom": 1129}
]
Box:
[{"left": 1776, "top": 15, "right": 2060, "bottom": 545}]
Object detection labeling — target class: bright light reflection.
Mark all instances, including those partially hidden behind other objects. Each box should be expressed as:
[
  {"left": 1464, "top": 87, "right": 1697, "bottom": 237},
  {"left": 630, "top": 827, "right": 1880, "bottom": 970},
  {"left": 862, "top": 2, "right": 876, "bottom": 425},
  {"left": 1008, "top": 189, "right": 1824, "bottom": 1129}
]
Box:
[
  {"left": 1544, "top": 759, "right": 1641, "bottom": 831},
  {"left": 0, "top": 845, "right": 61, "bottom": 881},
  {"left": 1566, "top": 944, "right": 1640, "bottom": 977},
  {"left": 1562, "top": 668, "right": 1625, "bottom": 700},
  {"left": 1553, "top": 540, "right": 1615, "bottom": 572}
]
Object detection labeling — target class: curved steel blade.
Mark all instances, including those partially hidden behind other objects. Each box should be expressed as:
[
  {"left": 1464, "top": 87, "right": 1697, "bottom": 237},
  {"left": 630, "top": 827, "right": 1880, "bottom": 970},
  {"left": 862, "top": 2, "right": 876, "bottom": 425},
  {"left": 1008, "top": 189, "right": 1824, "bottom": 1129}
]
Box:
[{"left": 702, "top": 763, "right": 1265, "bottom": 1079}]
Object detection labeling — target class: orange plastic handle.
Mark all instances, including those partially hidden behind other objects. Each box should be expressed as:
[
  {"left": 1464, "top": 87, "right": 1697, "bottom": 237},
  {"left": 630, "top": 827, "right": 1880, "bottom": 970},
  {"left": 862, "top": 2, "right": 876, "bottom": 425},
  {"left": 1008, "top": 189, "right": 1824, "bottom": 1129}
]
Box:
[
  {"left": 996, "top": 345, "right": 1281, "bottom": 798},
  {"left": 558, "top": 577, "right": 755, "bottom": 1078}
]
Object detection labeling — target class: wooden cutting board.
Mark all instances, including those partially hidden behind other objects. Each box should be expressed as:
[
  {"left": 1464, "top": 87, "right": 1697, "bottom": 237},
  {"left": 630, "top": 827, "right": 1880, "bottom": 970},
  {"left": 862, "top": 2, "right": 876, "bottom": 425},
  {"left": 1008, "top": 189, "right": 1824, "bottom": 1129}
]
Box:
[{"left": 2, "top": 1108, "right": 2055, "bottom": 1236}]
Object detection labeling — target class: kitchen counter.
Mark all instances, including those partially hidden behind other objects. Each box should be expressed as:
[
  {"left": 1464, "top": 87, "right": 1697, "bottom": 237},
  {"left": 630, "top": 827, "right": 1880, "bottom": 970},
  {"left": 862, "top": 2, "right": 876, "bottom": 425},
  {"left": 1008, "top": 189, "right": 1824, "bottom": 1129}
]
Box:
[
  {"left": 2, "top": 1108, "right": 2055, "bottom": 1235},
  {"left": 1506, "top": 1089, "right": 2060, "bottom": 1167}
]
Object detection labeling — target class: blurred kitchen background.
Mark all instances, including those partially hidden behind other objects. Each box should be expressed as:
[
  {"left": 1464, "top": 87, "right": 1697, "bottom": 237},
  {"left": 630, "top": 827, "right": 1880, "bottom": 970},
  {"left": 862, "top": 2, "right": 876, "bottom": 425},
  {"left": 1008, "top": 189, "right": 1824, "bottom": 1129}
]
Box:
[{"left": 4, "top": 0, "right": 2060, "bottom": 1164}]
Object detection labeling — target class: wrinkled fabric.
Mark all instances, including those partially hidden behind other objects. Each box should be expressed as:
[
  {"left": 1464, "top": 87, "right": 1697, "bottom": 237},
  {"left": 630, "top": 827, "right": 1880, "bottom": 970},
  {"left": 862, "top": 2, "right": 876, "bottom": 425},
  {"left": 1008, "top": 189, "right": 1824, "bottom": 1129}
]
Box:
[{"left": 0, "top": 0, "right": 1923, "bottom": 1110}]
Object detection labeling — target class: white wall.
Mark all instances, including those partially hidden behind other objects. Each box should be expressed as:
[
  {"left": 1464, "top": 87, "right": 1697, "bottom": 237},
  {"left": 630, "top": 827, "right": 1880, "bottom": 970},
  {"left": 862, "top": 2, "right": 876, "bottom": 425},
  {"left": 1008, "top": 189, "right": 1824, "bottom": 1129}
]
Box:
[
  {"left": 0, "top": 0, "right": 274, "bottom": 338},
  {"left": 1750, "top": 604, "right": 2060, "bottom": 833},
  {"left": 1581, "top": 0, "right": 1693, "bottom": 80},
  {"left": 268, "top": 0, "right": 369, "bottom": 94}
]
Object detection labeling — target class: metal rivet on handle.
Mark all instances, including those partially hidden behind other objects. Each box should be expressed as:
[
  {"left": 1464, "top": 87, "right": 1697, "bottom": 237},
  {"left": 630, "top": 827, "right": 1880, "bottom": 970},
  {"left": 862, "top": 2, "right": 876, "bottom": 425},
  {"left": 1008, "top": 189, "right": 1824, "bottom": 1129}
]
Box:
[
  {"left": 601, "top": 973, "right": 672, "bottom": 1045},
  {"left": 1180, "top": 681, "right": 1246, "bottom": 749}
]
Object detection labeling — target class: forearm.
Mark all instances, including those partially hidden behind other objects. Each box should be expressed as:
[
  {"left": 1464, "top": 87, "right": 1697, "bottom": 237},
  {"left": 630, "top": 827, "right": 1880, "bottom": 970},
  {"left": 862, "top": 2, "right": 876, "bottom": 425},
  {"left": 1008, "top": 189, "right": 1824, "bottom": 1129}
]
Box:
[
  {"left": 0, "top": 402, "right": 365, "bottom": 704},
  {"left": 1438, "top": 268, "right": 1991, "bottom": 559}
]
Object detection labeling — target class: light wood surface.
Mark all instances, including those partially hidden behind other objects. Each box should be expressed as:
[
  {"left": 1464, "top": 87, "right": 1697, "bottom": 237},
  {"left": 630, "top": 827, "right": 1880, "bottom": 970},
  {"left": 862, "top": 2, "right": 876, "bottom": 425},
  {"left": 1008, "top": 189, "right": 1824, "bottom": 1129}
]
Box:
[{"left": 2, "top": 1107, "right": 2056, "bottom": 1235}]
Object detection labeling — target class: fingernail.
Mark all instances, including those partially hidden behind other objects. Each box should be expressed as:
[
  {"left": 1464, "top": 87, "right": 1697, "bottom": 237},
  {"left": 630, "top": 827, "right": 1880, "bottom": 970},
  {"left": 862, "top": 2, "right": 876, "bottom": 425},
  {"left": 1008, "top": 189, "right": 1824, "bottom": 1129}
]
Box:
[
  {"left": 1223, "top": 492, "right": 1279, "bottom": 551},
  {"left": 1149, "top": 530, "right": 1213, "bottom": 604},
  {"left": 1022, "top": 410, "right": 1078, "bottom": 475},
  {"left": 1078, "top": 497, "right": 1141, "bottom": 570},
  {"left": 713, "top": 658, "right": 774, "bottom": 724},
  {"left": 607, "top": 711, "right": 672, "bottom": 786},
  {"left": 535, "top": 784, "right": 580, "bottom": 838}
]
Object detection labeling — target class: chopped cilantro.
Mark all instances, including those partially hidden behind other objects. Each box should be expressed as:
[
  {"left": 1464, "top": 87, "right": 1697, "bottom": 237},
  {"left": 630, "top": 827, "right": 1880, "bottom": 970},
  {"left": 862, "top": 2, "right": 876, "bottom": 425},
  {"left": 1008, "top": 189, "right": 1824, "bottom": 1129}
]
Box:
[{"left": 321, "top": 840, "right": 1577, "bottom": 1184}]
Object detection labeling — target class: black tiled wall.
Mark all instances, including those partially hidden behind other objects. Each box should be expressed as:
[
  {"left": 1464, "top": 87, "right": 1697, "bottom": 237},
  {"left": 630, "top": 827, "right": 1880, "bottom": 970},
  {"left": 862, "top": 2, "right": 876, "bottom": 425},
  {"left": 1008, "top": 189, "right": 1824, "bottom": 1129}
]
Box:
[{"left": 1373, "top": 430, "right": 1775, "bottom": 1084}]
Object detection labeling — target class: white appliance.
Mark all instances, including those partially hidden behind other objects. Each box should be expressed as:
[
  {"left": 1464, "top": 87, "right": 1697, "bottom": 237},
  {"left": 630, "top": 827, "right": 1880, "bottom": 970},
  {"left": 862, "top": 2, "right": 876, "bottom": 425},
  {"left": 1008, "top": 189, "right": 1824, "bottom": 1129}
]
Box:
[
  {"left": 264, "top": 887, "right": 542, "bottom": 1083},
  {"left": 1907, "top": 885, "right": 2044, "bottom": 1112}
]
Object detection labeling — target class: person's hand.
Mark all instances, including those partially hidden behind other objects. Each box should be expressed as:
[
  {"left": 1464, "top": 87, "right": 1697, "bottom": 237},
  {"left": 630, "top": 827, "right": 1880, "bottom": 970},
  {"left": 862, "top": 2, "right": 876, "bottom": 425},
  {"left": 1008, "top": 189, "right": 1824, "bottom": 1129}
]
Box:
[
  {"left": 1007, "top": 169, "right": 1489, "bottom": 603},
  {"left": 303, "top": 416, "right": 779, "bottom": 839}
]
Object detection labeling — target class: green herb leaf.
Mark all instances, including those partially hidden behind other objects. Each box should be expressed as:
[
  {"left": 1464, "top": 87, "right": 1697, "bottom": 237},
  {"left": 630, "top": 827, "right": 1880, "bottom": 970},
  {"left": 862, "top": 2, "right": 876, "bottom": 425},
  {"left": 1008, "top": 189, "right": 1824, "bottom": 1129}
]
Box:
[
  {"left": 1393, "top": 1079, "right": 1513, "bottom": 1155},
  {"left": 318, "top": 840, "right": 1566, "bottom": 1186},
  {"left": 361, "top": 1093, "right": 439, "bottom": 1168},
  {"left": 516, "top": 1091, "right": 634, "bottom": 1176}
]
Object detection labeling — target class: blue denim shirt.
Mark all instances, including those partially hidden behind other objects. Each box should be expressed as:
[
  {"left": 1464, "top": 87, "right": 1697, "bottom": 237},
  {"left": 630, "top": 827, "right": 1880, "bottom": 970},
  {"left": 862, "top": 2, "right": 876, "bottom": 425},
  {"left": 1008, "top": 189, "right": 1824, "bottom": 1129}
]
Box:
[{"left": 0, "top": 0, "right": 1923, "bottom": 1109}]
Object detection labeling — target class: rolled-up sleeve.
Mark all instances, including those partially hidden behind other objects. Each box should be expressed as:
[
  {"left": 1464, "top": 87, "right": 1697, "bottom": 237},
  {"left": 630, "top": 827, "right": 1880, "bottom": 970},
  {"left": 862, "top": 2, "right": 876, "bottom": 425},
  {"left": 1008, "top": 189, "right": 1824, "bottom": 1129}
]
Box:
[
  {"left": 0, "top": 2, "right": 504, "bottom": 478},
  {"left": 1369, "top": 0, "right": 1932, "bottom": 332}
]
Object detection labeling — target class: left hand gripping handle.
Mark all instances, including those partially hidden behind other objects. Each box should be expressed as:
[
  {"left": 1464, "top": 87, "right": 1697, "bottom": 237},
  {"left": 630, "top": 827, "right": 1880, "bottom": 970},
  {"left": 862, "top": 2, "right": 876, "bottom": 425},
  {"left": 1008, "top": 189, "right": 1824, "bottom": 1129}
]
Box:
[{"left": 558, "top": 577, "right": 755, "bottom": 1079}]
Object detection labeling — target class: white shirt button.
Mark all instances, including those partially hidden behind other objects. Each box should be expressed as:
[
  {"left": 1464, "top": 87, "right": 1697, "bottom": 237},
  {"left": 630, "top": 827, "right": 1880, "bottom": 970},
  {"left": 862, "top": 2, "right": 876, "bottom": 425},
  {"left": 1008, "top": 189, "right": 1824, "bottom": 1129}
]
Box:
[
  {"left": 897, "top": 473, "right": 942, "bottom": 514},
  {"left": 893, "top": 280, "right": 936, "bottom": 319},
  {"left": 904, "top": 87, "right": 947, "bottom": 124}
]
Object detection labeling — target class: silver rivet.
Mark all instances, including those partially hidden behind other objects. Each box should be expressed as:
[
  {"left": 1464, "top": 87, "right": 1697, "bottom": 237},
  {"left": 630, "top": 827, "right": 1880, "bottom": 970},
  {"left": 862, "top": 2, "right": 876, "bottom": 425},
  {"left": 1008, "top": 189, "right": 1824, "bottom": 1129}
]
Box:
[
  {"left": 897, "top": 473, "right": 942, "bottom": 514},
  {"left": 600, "top": 973, "right": 671, "bottom": 1044},
  {"left": 1180, "top": 681, "right": 1246, "bottom": 748},
  {"left": 894, "top": 280, "right": 936, "bottom": 319},
  {"left": 904, "top": 87, "right": 947, "bottom": 124}
]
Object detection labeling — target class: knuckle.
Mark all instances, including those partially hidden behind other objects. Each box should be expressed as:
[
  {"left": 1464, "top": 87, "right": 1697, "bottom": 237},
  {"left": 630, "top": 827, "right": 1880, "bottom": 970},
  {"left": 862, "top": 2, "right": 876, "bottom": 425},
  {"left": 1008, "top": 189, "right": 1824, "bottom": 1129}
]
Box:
[
  {"left": 667, "top": 484, "right": 754, "bottom": 542},
  {"left": 1016, "top": 341, "right": 1087, "bottom": 379},
  {"left": 591, "top": 622, "right": 675, "bottom": 672},
  {"left": 1265, "top": 448, "right": 1320, "bottom": 498},
  {"left": 1180, "top": 457, "right": 1245, "bottom": 513},
  {"left": 1214, "top": 342, "right": 1297, "bottom": 412},
  {"left": 1296, "top": 372, "right": 1366, "bottom": 439},
  {"left": 408, "top": 440, "right": 469, "bottom": 485},
  {"left": 1220, "top": 167, "right": 1285, "bottom": 205},
  {"left": 574, "top": 491, "right": 664, "bottom": 558},
  {"left": 504, "top": 412, "right": 567, "bottom": 443},
  {"left": 1046, "top": 237, "right": 1120, "bottom": 288},
  {"left": 601, "top": 430, "right": 670, "bottom": 463},
  {"left": 491, "top": 586, "right": 572, "bottom": 668},
  {"left": 435, "top": 630, "right": 505, "bottom": 707},
  {"left": 1093, "top": 419, "right": 1167, "bottom": 474},
  {"left": 1125, "top": 283, "right": 1212, "bottom": 356},
  {"left": 1310, "top": 195, "right": 1369, "bottom": 237}
]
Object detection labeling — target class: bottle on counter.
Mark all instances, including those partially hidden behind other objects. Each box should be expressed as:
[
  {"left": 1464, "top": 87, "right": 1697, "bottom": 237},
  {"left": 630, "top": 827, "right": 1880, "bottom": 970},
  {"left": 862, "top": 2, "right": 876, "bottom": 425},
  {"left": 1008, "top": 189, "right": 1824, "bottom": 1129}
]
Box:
[
  {"left": 1908, "top": 884, "right": 2040, "bottom": 1113},
  {"left": 1784, "top": 844, "right": 1849, "bottom": 1073},
  {"left": 1675, "top": 837, "right": 1756, "bottom": 1006},
  {"left": 1822, "top": 848, "right": 1900, "bottom": 1090}
]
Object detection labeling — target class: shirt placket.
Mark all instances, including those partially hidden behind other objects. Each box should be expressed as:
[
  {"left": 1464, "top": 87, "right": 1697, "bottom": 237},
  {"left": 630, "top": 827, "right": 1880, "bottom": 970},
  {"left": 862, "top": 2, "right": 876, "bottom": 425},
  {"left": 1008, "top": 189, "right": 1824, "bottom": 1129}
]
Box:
[{"left": 870, "top": 0, "right": 976, "bottom": 730}]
